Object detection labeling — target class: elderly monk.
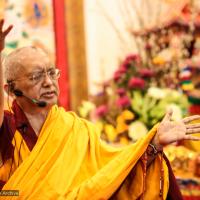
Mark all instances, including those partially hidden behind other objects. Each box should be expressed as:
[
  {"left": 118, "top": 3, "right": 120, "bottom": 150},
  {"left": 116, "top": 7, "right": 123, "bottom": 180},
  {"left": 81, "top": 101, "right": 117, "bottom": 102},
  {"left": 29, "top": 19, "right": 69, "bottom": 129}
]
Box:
[{"left": 1, "top": 20, "right": 200, "bottom": 200}]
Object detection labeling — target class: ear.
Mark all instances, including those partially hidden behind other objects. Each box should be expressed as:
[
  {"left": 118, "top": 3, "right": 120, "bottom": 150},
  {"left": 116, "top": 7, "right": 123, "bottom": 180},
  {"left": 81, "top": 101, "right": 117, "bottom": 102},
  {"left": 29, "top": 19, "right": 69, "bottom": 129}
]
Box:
[
  {"left": 4, "top": 84, "right": 15, "bottom": 97},
  {"left": 4, "top": 84, "right": 9, "bottom": 94}
]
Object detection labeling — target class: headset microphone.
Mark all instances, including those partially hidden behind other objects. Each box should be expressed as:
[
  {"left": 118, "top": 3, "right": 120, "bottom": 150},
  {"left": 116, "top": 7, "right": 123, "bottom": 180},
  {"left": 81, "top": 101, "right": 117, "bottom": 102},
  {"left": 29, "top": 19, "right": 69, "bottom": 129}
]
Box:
[{"left": 13, "top": 89, "right": 47, "bottom": 107}]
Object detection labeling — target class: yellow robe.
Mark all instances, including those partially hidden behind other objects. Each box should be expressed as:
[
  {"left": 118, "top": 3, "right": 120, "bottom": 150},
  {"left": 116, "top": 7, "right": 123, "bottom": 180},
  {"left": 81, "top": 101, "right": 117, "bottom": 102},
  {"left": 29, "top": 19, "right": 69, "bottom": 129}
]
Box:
[
  {"left": 183, "top": 134, "right": 200, "bottom": 152},
  {"left": 1, "top": 105, "right": 169, "bottom": 199}
]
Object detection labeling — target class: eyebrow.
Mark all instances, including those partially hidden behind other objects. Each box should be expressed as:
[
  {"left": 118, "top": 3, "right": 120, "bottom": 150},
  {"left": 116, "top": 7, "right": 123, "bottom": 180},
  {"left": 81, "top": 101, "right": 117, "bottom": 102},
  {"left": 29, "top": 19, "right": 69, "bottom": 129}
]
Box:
[{"left": 27, "top": 67, "right": 55, "bottom": 75}]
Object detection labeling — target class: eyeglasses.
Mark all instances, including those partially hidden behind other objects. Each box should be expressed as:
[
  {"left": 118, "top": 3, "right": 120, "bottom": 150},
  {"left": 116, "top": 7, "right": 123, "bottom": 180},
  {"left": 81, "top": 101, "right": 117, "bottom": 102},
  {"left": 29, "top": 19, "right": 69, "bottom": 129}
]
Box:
[{"left": 9, "top": 68, "right": 60, "bottom": 85}]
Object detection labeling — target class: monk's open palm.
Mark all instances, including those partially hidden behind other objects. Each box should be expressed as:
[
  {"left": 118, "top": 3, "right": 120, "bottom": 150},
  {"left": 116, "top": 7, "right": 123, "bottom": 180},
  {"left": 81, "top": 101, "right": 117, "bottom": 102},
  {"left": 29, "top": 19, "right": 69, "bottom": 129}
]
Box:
[{"left": 157, "top": 110, "right": 200, "bottom": 146}]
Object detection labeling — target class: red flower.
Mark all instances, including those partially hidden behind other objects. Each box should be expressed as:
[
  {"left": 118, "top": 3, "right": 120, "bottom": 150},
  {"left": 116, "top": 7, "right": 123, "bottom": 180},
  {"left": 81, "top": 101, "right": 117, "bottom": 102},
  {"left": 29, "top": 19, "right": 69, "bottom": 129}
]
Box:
[
  {"left": 95, "top": 105, "right": 108, "bottom": 117},
  {"left": 119, "top": 67, "right": 127, "bottom": 73},
  {"left": 113, "top": 71, "right": 121, "bottom": 82},
  {"left": 116, "top": 96, "right": 131, "bottom": 108},
  {"left": 128, "top": 77, "right": 145, "bottom": 89},
  {"left": 117, "top": 88, "right": 126, "bottom": 96},
  {"left": 125, "top": 54, "right": 140, "bottom": 62},
  {"left": 139, "top": 68, "right": 154, "bottom": 78},
  {"left": 120, "top": 59, "right": 131, "bottom": 69},
  {"left": 113, "top": 67, "right": 127, "bottom": 82},
  {"left": 120, "top": 54, "right": 141, "bottom": 69}
]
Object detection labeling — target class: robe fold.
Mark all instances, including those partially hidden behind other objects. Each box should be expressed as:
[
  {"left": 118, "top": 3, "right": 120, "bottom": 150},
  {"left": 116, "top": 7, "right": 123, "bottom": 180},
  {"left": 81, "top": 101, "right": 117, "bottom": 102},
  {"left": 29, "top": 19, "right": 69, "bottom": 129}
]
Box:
[{"left": 1, "top": 105, "right": 181, "bottom": 199}]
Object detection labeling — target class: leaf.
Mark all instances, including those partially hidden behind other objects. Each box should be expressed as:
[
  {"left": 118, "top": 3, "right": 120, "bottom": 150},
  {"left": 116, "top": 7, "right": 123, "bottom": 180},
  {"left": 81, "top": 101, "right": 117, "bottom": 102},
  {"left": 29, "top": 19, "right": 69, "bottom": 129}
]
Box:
[{"left": 6, "top": 41, "right": 18, "bottom": 49}]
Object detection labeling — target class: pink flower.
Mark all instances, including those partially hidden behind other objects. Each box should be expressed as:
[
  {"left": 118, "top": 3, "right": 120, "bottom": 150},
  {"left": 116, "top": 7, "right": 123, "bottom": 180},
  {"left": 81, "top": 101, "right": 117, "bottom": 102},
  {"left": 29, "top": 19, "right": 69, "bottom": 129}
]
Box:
[
  {"left": 139, "top": 68, "right": 154, "bottom": 78},
  {"left": 120, "top": 60, "right": 131, "bottom": 69},
  {"left": 117, "top": 88, "right": 126, "bottom": 96},
  {"left": 128, "top": 77, "right": 145, "bottom": 89},
  {"left": 119, "top": 67, "right": 127, "bottom": 73},
  {"left": 125, "top": 54, "right": 140, "bottom": 62},
  {"left": 120, "top": 54, "right": 141, "bottom": 69},
  {"left": 113, "top": 71, "right": 122, "bottom": 82},
  {"left": 113, "top": 67, "right": 127, "bottom": 82},
  {"left": 116, "top": 96, "right": 131, "bottom": 108},
  {"left": 95, "top": 105, "right": 108, "bottom": 117}
]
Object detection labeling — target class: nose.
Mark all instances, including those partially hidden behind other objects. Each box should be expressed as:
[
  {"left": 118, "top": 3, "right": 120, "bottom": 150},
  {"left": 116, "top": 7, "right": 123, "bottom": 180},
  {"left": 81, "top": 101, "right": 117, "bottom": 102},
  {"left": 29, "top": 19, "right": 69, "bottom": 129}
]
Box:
[{"left": 42, "top": 72, "right": 53, "bottom": 86}]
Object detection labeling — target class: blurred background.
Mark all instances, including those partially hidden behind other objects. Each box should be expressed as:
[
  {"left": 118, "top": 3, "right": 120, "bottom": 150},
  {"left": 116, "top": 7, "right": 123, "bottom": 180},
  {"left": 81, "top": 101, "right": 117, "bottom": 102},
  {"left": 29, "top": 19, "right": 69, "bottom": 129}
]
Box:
[{"left": 1, "top": 0, "right": 200, "bottom": 198}]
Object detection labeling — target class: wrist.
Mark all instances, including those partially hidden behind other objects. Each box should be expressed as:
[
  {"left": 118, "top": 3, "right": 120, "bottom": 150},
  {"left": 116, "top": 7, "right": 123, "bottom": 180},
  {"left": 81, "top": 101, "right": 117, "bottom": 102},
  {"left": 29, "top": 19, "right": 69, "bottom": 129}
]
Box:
[
  {"left": 152, "top": 134, "right": 163, "bottom": 151},
  {"left": 147, "top": 135, "right": 163, "bottom": 156},
  {"left": 147, "top": 142, "right": 163, "bottom": 156}
]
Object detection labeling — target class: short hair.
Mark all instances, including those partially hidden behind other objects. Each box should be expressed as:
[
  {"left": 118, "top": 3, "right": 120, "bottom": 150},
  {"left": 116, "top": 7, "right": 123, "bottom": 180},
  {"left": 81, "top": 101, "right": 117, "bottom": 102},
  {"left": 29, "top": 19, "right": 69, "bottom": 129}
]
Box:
[{"left": 3, "top": 46, "right": 47, "bottom": 82}]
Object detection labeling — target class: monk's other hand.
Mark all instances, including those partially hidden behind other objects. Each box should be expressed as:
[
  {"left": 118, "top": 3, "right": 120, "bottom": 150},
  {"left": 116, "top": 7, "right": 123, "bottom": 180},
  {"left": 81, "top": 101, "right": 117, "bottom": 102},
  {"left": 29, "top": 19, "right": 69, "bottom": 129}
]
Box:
[{"left": 153, "top": 109, "right": 200, "bottom": 147}]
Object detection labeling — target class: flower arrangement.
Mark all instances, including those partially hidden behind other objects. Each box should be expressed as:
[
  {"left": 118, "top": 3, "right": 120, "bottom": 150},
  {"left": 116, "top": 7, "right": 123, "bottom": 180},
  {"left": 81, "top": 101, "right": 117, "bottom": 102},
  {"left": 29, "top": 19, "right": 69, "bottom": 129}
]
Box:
[
  {"left": 79, "top": 54, "right": 189, "bottom": 144},
  {"left": 78, "top": 0, "right": 200, "bottom": 189}
]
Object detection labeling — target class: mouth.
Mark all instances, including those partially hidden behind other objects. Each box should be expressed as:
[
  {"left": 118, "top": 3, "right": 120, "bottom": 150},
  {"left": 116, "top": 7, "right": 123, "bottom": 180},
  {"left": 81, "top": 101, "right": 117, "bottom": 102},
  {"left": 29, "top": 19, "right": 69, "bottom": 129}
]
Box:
[{"left": 41, "top": 91, "right": 57, "bottom": 98}]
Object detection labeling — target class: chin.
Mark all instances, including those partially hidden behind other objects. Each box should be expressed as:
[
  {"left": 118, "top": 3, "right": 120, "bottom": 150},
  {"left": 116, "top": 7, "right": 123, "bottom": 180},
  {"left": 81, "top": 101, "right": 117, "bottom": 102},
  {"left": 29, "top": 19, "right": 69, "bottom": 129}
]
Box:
[{"left": 46, "top": 98, "right": 58, "bottom": 106}]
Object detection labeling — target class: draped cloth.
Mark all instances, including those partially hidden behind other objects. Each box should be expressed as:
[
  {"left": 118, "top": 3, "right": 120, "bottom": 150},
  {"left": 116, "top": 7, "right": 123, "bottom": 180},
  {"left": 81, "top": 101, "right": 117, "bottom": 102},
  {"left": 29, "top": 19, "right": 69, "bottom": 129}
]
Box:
[
  {"left": 182, "top": 134, "right": 200, "bottom": 152},
  {"left": 1, "top": 105, "right": 178, "bottom": 199}
]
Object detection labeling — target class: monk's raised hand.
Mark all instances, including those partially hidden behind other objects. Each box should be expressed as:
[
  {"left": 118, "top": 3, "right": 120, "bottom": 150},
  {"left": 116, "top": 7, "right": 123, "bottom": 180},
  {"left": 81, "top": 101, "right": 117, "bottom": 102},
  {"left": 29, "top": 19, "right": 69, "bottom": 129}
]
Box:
[
  {"left": 154, "top": 109, "right": 200, "bottom": 146},
  {"left": 0, "top": 19, "right": 13, "bottom": 51}
]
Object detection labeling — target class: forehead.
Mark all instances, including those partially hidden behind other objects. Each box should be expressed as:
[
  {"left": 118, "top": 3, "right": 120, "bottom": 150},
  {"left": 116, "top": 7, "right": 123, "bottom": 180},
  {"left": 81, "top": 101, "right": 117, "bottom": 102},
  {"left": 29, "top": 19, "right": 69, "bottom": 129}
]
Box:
[
  {"left": 10, "top": 47, "right": 52, "bottom": 74},
  {"left": 23, "top": 50, "right": 51, "bottom": 71}
]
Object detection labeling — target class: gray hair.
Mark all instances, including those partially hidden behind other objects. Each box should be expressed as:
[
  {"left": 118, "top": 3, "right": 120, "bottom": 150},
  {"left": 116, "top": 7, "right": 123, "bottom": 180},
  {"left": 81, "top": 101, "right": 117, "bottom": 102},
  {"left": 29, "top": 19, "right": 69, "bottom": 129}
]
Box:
[{"left": 3, "top": 46, "right": 47, "bottom": 82}]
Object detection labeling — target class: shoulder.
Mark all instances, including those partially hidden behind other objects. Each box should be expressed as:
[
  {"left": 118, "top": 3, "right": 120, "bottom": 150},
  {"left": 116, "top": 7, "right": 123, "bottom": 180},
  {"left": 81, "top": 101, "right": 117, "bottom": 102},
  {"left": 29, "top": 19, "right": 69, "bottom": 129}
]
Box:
[
  {"left": 58, "top": 107, "right": 100, "bottom": 136},
  {"left": 58, "top": 107, "right": 94, "bottom": 126},
  {"left": 0, "top": 110, "right": 15, "bottom": 162},
  {"left": 1, "top": 110, "right": 14, "bottom": 133}
]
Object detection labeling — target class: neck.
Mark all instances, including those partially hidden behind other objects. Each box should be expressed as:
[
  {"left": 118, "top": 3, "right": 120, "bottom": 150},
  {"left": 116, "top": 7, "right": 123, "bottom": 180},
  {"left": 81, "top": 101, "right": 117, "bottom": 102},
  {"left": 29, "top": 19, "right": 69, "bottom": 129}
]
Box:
[
  {"left": 16, "top": 100, "right": 52, "bottom": 135},
  {"left": 24, "top": 109, "right": 49, "bottom": 136}
]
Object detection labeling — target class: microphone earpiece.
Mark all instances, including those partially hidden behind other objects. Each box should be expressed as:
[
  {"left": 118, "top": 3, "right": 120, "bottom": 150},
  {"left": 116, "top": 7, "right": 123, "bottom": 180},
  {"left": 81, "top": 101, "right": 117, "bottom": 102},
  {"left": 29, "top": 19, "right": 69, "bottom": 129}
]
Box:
[
  {"left": 13, "top": 89, "right": 23, "bottom": 97},
  {"left": 13, "top": 89, "right": 47, "bottom": 107},
  {"left": 36, "top": 101, "right": 47, "bottom": 107}
]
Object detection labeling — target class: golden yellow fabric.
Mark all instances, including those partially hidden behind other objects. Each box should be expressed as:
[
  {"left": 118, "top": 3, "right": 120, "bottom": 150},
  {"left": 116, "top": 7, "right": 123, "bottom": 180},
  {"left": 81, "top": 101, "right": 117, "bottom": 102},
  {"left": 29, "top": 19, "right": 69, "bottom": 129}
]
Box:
[
  {"left": 182, "top": 133, "right": 200, "bottom": 152},
  {"left": 2, "top": 105, "right": 169, "bottom": 199}
]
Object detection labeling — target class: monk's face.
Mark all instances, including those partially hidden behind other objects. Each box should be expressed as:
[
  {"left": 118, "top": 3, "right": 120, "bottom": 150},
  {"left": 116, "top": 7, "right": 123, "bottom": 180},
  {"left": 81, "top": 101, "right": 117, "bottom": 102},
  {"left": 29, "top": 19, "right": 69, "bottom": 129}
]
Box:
[{"left": 12, "top": 48, "right": 60, "bottom": 110}]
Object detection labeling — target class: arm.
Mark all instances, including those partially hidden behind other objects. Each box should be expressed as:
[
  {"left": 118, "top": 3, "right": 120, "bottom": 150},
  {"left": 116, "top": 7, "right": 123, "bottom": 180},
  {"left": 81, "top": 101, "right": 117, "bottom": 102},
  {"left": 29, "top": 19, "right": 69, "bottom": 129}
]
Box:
[
  {"left": 0, "top": 52, "right": 4, "bottom": 126},
  {"left": 0, "top": 20, "right": 12, "bottom": 127}
]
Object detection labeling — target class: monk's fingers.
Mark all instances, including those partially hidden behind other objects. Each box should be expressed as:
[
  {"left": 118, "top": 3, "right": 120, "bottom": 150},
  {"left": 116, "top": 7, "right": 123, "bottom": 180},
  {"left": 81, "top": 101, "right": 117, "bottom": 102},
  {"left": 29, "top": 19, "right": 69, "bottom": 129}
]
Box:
[
  {"left": 161, "top": 109, "right": 173, "bottom": 122},
  {"left": 182, "top": 115, "right": 200, "bottom": 124},
  {"left": 0, "top": 19, "right": 12, "bottom": 37},
  {"left": 186, "top": 128, "right": 200, "bottom": 134},
  {"left": 3, "top": 25, "right": 13, "bottom": 36},
  {"left": 0, "top": 19, "right": 4, "bottom": 32},
  {"left": 186, "top": 123, "right": 200, "bottom": 129},
  {"left": 183, "top": 135, "right": 200, "bottom": 141}
]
